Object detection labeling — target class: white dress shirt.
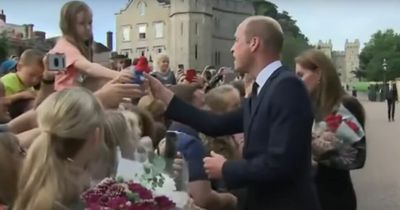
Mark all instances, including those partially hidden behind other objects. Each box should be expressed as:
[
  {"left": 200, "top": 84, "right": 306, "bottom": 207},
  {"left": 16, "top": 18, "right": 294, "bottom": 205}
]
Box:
[{"left": 255, "top": 60, "right": 282, "bottom": 95}]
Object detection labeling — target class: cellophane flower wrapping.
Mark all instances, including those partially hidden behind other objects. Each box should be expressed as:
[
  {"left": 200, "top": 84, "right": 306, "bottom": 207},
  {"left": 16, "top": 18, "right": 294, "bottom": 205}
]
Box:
[{"left": 313, "top": 104, "right": 365, "bottom": 145}]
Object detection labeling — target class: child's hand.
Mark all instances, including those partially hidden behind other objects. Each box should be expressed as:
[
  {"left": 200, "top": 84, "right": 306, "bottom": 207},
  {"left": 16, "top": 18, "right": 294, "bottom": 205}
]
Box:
[
  {"left": 116, "top": 69, "right": 134, "bottom": 84},
  {"left": 42, "top": 54, "right": 65, "bottom": 80},
  {"left": 18, "top": 91, "right": 36, "bottom": 100}
]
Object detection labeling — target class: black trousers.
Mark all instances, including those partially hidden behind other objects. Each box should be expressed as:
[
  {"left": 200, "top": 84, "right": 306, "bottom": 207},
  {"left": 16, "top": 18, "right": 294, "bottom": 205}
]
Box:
[{"left": 387, "top": 99, "right": 395, "bottom": 120}]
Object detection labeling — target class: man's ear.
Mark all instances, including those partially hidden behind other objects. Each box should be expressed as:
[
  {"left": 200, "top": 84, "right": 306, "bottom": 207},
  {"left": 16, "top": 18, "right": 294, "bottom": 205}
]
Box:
[
  {"left": 249, "top": 37, "right": 261, "bottom": 52},
  {"left": 16, "top": 63, "right": 22, "bottom": 72}
]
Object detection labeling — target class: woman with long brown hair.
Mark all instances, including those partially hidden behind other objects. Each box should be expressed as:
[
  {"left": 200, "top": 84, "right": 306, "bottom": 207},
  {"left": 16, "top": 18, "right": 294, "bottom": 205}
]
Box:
[{"left": 295, "top": 49, "right": 366, "bottom": 210}]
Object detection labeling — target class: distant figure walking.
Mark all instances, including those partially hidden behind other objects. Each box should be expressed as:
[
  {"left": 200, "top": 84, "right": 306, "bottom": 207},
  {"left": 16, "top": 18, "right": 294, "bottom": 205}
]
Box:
[{"left": 386, "top": 82, "right": 398, "bottom": 122}]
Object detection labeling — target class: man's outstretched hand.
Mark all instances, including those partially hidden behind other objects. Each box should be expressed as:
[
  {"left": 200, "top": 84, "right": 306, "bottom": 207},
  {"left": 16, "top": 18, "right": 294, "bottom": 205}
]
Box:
[{"left": 143, "top": 73, "right": 174, "bottom": 105}]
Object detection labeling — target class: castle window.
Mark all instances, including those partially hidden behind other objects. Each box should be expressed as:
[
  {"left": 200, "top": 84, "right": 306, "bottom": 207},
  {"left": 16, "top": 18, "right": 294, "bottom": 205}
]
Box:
[
  {"left": 214, "top": 17, "right": 219, "bottom": 27},
  {"left": 122, "top": 25, "right": 131, "bottom": 41},
  {"left": 138, "top": 24, "right": 147, "bottom": 39},
  {"left": 181, "top": 22, "right": 184, "bottom": 36},
  {"left": 138, "top": 2, "right": 146, "bottom": 16},
  {"left": 195, "top": 22, "right": 198, "bottom": 35},
  {"left": 195, "top": 44, "right": 198, "bottom": 60},
  {"left": 215, "top": 51, "right": 221, "bottom": 65},
  {"left": 155, "top": 22, "right": 164, "bottom": 38},
  {"left": 137, "top": 48, "right": 146, "bottom": 56}
]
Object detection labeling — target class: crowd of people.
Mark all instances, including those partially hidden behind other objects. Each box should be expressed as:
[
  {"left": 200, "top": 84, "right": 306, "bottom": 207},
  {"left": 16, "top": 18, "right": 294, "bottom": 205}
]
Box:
[{"left": 0, "top": 1, "right": 367, "bottom": 210}]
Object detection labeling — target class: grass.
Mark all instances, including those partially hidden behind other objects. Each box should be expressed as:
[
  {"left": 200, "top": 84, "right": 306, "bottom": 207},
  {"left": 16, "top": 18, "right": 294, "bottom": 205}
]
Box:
[{"left": 351, "top": 82, "right": 371, "bottom": 92}]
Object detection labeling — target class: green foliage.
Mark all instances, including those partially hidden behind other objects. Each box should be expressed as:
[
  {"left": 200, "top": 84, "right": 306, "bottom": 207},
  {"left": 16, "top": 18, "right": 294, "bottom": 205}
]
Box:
[
  {"left": 0, "top": 33, "right": 9, "bottom": 63},
  {"left": 351, "top": 68, "right": 367, "bottom": 80},
  {"left": 360, "top": 29, "right": 400, "bottom": 81},
  {"left": 134, "top": 155, "right": 166, "bottom": 191},
  {"left": 246, "top": 0, "right": 312, "bottom": 69}
]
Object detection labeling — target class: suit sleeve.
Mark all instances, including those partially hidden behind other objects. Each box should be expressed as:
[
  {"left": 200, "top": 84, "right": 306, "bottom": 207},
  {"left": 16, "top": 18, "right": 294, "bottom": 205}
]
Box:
[
  {"left": 222, "top": 77, "right": 314, "bottom": 188},
  {"left": 165, "top": 96, "right": 244, "bottom": 136}
]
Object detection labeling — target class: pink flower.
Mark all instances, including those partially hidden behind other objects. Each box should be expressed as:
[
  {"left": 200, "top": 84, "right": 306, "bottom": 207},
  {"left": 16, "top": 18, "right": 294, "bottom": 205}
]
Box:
[
  {"left": 155, "top": 196, "right": 176, "bottom": 210},
  {"left": 128, "top": 202, "right": 155, "bottom": 210},
  {"left": 106, "top": 197, "right": 129, "bottom": 209},
  {"left": 127, "top": 182, "right": 153, "bottom": 200},
  {"left": 81, "top": 178, "right": 176, "bottom": 210}
]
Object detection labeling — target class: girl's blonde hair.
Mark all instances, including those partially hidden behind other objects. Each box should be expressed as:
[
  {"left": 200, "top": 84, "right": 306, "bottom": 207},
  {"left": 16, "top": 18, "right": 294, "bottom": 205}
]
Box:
[
  {"left": 156, "top": 54, "right": 169, "bottom": 68},
  {"left": 0, "top": 133, "right": 22, "bottom": 205},
  {"left": 14, "top": 87, "right": 104, "bottom": 210},
  {"left": 205, "top": 84, "right": 239, "bottom": 113},
  {"left": 102, "top": 111, "right": 135, "bottom": 169},
  {"left": 60, "top": 1, "right": 93, "bottom": 60}
]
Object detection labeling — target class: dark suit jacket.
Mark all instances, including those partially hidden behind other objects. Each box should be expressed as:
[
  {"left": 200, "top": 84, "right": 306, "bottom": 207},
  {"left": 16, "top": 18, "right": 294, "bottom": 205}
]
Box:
[{"left": 165, "top": 67, "right": 320, "bottom": 210}]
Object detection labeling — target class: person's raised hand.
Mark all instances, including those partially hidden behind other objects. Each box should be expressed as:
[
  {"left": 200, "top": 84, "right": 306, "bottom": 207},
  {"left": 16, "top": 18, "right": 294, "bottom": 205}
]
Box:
[
  {"left": 94, "top": 80, "right": 144, "bottom": 109},
  {"left": 116, "top": 68, "right": 135, "bottom": 84},
  {"left": 42, "top": 54, "right": 65, "bottom": 81},
  {"left": 143, "top": 73, "right": 174, "bottom": 105}
]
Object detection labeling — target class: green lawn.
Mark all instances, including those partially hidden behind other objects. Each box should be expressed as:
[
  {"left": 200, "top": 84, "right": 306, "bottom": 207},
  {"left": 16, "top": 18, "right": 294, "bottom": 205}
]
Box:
[{"left": 352, "top": 82, "right": 371, "bottom": 92}]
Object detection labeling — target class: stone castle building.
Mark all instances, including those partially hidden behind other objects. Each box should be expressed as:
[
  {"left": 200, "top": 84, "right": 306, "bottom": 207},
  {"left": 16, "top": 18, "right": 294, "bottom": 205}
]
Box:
[
  {"left": 0, "top": 9, "right": 112, "bottom": 66},
  {"left": 316, "top": 39, "right": 360, "bottom": 85},
  {"left": 115, "top": 0, "right": 254, "bottom": 71}
]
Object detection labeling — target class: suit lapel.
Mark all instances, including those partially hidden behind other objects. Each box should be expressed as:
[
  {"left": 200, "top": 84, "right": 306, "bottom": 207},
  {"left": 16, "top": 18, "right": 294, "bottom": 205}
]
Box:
[{"left": 246, "top": 68, "right": 284, "bottom": 133}]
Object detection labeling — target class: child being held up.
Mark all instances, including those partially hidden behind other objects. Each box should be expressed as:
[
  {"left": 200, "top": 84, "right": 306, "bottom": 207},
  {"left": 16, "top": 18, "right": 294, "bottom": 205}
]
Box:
[{"left": 0, "top": 49, "right": 43, "bottom": 105}]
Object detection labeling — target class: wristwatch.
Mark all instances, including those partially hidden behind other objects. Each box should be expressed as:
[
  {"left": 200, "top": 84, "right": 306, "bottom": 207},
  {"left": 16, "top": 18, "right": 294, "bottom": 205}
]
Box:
[{"left": 42, "top": 77, "right": 55, "bottom": 84}]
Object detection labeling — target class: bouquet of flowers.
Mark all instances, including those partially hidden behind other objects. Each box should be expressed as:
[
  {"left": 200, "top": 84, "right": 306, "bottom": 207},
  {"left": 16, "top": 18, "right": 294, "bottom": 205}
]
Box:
[
  {"left": 81, "top": 146, "right": 190, "bottom": 210},
  {"left": 81, "top": 177, "right": 176, "bottom": 210},
  {"left": 312, "top": 104, "right": 365, "bottom": 168},
  {"left": 313, "top": 104, "right": 365, "bottom": 146}
]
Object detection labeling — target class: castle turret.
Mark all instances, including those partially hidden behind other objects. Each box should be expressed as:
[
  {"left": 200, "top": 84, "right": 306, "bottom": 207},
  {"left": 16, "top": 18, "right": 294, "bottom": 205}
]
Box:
[
  {"left": 169, "top": 0, "right": 213, "bottom": 70},
  {"left": 0, "top": 10, "right": 6, "bottom": 23}
]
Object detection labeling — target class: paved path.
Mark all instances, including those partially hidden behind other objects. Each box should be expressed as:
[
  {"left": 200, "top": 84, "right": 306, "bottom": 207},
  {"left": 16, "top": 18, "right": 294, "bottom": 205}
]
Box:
[{"left": 351, "top": 101, "right": 400, "bottom": 210}]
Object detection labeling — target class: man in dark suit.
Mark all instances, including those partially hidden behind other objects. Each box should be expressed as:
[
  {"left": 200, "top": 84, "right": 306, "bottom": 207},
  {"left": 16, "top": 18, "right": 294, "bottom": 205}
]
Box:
[
  {"left": 145, "top": 16, "right": 320, "bottom": 210},
  {"left": 386, "top": 82, "right": 398, "bottom": 122}
]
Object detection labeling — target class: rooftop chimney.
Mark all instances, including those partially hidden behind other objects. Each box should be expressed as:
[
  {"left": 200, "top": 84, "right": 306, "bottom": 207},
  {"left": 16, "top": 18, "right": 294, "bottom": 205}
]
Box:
[
  {"left": 0, "top": 10, "right": 6, "bottom": 23},
  {"left": 106, "top": 31, "right": 113, "bottom": 50}
]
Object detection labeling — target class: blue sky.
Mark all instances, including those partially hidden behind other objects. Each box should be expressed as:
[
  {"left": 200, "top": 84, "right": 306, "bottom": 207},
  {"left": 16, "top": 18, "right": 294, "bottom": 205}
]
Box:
[{"left": 1, "top": 0, "right": 399, "bottom": 51}]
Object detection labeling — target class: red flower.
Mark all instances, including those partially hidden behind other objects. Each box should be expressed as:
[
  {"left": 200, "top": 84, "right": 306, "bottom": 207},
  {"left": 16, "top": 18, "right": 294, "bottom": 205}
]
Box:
[
  {"left": 107, "top": 197, "right": 129, "bottom": 209},
  {"left": 155, "top": 196, "right": 176, "bottom": 210},
  {"left": 127, "top": 182, "right": 153, "bottom": 200},
  {"left": 81, "top": 178, "right": 176, "bottom": 210},
  {"left": 324, "top": 114, "right": 343, "bottom": 132},
  {"left": 345, "top": 120, "right": 360, "bottom": 133},
  {"left": 129, "top": 201, "right": 155, "bottom": 210}
]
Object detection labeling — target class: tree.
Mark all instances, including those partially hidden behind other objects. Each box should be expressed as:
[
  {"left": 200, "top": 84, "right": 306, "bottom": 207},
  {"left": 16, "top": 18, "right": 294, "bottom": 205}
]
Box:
[
  {"left": 351, "top": 68, "right": 366, "bottom": 81},
  {"left": 360, "top": 29, "right": 400, "bottom": 81},
  {"left": 0, "top": 33, "right": 9, "bottom": 63},
  {"left": 246, "top": 0, "right": 312, "bottom": 69}
]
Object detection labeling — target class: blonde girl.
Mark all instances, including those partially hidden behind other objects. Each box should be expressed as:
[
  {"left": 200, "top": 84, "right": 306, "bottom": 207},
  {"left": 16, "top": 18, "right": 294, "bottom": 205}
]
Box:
[{"left": 14, "top": 87, "right": 104, "bottom": 210}]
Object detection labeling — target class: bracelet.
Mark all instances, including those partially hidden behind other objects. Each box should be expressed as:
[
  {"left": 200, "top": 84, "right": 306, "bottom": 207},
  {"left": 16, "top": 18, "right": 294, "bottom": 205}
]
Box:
[{"left": 42, "top": 78, "right": 55, "bottom": 84}]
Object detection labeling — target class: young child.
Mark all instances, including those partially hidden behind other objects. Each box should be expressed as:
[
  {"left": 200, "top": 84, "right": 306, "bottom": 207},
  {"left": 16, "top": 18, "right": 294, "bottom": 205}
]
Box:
[
  {"left": 0, "top": 49, "right": 44, "bottom": 104},
  {"left": 49, "top": 1, "right": 131, "bottom": 91},
  {"left": 151, "top": 54, "right": 177, "bottom": 85}
]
